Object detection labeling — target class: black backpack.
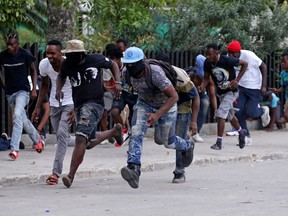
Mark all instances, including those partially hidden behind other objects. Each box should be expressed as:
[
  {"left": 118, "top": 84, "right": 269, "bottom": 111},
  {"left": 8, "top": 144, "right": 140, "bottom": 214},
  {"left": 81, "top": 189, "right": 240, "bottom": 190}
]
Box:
[{"left": 144, "top": 59, "right": 177, "bottom": 90}]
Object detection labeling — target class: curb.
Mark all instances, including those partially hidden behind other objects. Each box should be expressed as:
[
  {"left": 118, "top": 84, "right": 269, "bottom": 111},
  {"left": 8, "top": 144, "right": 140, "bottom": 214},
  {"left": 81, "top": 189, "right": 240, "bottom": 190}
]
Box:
[{"left": 1, "top": 152, "right": 287, "bottom": 187}]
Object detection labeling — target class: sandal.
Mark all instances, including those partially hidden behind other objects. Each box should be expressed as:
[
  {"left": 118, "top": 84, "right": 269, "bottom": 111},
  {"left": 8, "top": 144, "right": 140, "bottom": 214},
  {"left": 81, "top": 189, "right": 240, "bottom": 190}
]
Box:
[
  {"left": 34, "top": 138, "right": 44, "bottom": 153},
  {"left": 113, "top": 124, "right": 123, "bottom": 146},
  {"left": 46, "top": 174, "right": 59, "bottom": 185},
  {"left": 62, "top": 175, "right": 73, "bottom": 188},
  {"left": 8, "top": 151, "right": 19, "bottom": 160}
]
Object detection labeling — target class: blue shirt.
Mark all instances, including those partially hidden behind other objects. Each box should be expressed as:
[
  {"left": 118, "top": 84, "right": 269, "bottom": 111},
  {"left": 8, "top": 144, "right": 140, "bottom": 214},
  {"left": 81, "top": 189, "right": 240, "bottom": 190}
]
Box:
[{"left": 280, "top": 70, "right": 288, "bottom": 99}]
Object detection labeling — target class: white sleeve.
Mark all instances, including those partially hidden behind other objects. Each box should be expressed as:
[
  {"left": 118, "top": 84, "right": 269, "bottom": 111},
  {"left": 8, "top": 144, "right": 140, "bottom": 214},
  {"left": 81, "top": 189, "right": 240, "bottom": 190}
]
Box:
[
  {"left": 39, "top": 58, "right": 48, "bottom": 77},
  {"left": 250, "top": 51, "right": 263, "bottom": 67}
]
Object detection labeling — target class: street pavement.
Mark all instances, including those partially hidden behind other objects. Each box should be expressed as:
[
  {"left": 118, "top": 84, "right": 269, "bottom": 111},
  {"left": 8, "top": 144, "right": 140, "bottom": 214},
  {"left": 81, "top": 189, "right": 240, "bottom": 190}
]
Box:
[
  {"left": 0, "top": 126, "right": 288, "bottom": 187},
  {"left": 0, "top": 160, "right": 287, "bottom": 216}
]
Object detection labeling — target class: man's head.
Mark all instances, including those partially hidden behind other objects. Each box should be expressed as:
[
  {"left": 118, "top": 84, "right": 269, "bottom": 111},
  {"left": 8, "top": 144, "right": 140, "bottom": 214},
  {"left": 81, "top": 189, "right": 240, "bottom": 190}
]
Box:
[
  {"left": 105, "top": 43, "right": 123, "bottom": 60},
  {"left": 155, "top": 52, "right": 170, "bottom": 64},
  {"left": 116, "top": 38, "right": 128, "bottom": 53},
  {"left": 281, "top": 52, "right": 288, "bottom": 72},
  {"left": 205, "top": 43, "right": 221, "bottom": 63},
  {"left": 46, "top": 40, "right": 62, "bottom": 66},
  {"left": 121, "top": 47, "right": 145, "bottom": 78},
  {"left": 227, "top": 40, "right": 242, "bottom": 58},
  {"left": 6, "top": 33, "right": 19, "bottom": 55},
  {"left": 62, "top": 39, "right": 86, "bottom": 65}
]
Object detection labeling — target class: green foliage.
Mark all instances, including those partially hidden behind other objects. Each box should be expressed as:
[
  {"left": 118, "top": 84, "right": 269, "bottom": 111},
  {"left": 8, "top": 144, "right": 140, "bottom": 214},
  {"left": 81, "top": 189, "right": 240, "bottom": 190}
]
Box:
[
  {"left": 0, "top": 0, "right": 47, "bottom": 37},
  {"left": 159, "top": 0, "right": 288, "bottom": 57},
  {"left": 78, "top": 0, "right": 173, "bottom": 50}
]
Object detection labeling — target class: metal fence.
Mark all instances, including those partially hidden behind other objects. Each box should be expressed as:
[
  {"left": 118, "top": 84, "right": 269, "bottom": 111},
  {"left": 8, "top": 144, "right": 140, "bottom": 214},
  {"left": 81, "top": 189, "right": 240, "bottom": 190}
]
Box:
[{"left": 0, "top": 43, "right": 284, "bottom": 134}]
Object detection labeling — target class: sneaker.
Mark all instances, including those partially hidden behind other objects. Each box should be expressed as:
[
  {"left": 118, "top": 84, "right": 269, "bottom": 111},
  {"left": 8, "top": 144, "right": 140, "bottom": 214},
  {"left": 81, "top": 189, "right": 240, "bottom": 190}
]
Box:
[
  {"left": 238, "top": 129, "right": 247, "bottom": 149},
  {"left": 261, "top": 106, "right": 270, "bottom": 127},
  {"left": 192, "top": 133, "right": 204, "bottom": 143},
  {"left": 245, "top": 136, "right": 252, "bottom": 146},
  {"left": 210, "top": 142, "right": 222, "bottom": 150},
  {"left": 181, "top": 141, "right": 194, "bottom": 167},
  {"left": 237, "top": 136, "right": 252, "bottom": 146},
  {"left": 1, "top": 133, "right": 9, "bottom": 141},
  {"left": 226, "top": 130, "right": 239, "bottom": 136},
  {"left": 99, "top": 140, "right": 109, "bottom": 145},
  {"left": 121, "top": 164, "right": 141, "bottom": 189},
  {"left": 172, "top": 171, "right": 186, "bottom": 183},
  {"left": 8, "top": 150, "right": 19, "bottom": 160},
  {"left": 34, "top": 137, "right": 44, "bottom": 153}
]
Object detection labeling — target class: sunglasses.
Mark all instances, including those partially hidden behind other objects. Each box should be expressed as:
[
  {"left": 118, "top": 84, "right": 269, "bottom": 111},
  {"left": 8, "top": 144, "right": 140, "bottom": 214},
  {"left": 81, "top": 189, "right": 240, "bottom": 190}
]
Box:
[{"left": 6, "top": 34, "right": 17, "bottom": 38}]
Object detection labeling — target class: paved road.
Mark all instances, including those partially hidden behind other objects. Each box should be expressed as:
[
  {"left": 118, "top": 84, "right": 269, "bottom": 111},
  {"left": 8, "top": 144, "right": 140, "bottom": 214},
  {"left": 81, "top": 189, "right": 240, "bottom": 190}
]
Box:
[{"left": 0, "top": 160, "right": 287, "bottom": 216}]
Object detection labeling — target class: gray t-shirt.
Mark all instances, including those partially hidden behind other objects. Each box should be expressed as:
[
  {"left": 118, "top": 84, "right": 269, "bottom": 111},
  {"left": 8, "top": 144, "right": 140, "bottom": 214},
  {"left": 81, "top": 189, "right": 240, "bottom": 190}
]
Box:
[{"left": 131, "top": 64, "right": 171, "bottom": 108}]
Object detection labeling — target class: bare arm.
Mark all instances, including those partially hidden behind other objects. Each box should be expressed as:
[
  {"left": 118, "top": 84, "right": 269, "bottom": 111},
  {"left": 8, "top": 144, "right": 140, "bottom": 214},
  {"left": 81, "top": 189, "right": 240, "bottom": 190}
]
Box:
[
  {"left": 190, "top": 92, "right": 200, "bottom": 135},
  {"left": 32, "top": 76, "right": 49, "bottom": 122},
  {"left": 36, "top": 102, "right": 50, "bottom": 133},
  {"left": 208, "top": 78, "right": 217, "bottom": 112},
  {"left": 230, "top": 59, "right": 248, "bottom": 89},
  {"left": 259, "top": 62, "right": 267, "bottom": 95},
  {"left": 146, "top": 85, "right": 178, "bottom": 126},
  {"left": 29, "top": 62, "right": 38, "bottom": 100},
  {"left": 110, "top": 60, "right": 122, "bottom": 98},
  {"left": 55, "top": 74, "right": 66, "bottom": 101},
  {"left": 198, "top": 71, "right": 210, "bottom": 93}
]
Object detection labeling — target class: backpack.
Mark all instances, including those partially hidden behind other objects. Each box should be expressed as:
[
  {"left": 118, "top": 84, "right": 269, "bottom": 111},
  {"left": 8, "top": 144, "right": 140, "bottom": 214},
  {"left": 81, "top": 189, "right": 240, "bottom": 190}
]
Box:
[
  {"left": 144, "top": 59, "right": 194, "bottom": 93},
  {"left": 0, "top": 138, "right": 10, "bottom": 151}
]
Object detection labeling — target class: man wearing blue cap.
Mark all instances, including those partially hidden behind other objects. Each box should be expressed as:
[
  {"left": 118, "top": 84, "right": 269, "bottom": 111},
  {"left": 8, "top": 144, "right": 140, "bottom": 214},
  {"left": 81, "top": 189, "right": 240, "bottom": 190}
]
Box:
[{"left": 120, "top": 47, "right": 193, "bottom": 189}]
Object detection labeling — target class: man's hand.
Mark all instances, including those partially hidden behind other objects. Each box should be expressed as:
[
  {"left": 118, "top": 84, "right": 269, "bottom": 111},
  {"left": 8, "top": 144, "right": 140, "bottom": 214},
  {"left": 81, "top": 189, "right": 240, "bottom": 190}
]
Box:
[
  {"left": 189, "top": 122, "right": 198, "bottom": 135},
  {"left": 229, "top": 79, "right": 238, "bottom": 89},
  {"left": 114, "top": 83, "right": 122, "bottom": 99},
  {"left": 146, "top": 112, "right": 159, "bottom": 127},
  {"left": 30, "top": 89, "right": 37, "bottom": 101},
  {"left": 67, "top": 110, "right": 75, "bottom": 124},
  {"left": 55, "top": 91, "right": 63, "bottom": 102},
  {"left": 197, "top": 85, "right": 205, "bottom": 93},
  {"left": 31, "top": 108, "right": 40, "bottom": 123},
  {"left": 261, "top": 86, "right": 267, "bottom": 96}
]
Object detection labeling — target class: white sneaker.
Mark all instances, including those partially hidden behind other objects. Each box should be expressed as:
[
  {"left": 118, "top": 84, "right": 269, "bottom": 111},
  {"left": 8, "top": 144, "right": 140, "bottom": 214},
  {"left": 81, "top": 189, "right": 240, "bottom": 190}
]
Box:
[
  {"left": 99, "top": 140, "right": 109, "bottom": 145},
  {"left": 261, "top": 106, "right": 270, "bottom": 127},
  {"left": 192, "top": 133, "right": 204, "bottom": 143},
  {"left": 245, "top": 136, "right": 252, "bottom": 146},
  {"left": 226, "top": 130, "right": 239, "bottom": 136}
]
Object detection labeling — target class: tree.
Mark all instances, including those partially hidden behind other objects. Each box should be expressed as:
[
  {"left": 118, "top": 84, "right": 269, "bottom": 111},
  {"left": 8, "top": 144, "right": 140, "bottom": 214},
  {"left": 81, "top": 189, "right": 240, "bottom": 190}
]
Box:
[
  {"left": 0, "top": 0, "right": 44, "bottom": 34},
  {"left": 47, "top": 0, "right": 77, "bottom": 43},
  {"left": 159, "top": 0, "right": 288, "bottom": 57},
  {"left": 77, "top": 0, "right": 173, "bottom": 50}
]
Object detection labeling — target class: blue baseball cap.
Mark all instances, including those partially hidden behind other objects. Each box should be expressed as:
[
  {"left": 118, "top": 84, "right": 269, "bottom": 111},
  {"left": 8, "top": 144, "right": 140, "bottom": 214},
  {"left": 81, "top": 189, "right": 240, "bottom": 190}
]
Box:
[{"left": 122, "top": 47, "right": 144, "bottom": 63}]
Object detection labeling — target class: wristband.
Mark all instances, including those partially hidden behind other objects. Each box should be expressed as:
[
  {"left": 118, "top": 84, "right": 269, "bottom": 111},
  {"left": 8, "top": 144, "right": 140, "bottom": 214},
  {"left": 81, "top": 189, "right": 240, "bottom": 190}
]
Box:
[{"left": 115, "top": 81, "right": 122, "bottom": 84}]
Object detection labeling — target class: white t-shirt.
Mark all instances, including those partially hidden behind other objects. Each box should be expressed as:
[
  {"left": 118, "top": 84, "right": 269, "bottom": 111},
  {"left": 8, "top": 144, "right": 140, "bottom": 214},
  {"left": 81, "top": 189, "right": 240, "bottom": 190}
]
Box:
[
  {"left": 39, "top": 58, "right": 73, "bottom": 107},
  {"left": 236, "top": 50, "right": 263, "bottom": 89}
]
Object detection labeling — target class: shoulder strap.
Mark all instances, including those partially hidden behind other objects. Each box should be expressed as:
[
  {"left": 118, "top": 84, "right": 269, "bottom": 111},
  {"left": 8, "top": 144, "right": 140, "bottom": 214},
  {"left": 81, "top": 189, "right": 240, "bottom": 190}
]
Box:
[{"left": 143, "top": 60, "right": 157, "bottom": 90}]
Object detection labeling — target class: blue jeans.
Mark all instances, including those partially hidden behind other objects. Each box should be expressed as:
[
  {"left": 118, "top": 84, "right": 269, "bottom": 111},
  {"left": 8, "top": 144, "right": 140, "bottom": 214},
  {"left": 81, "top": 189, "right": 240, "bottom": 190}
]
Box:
[
  {"left": 175, "top": 112, "right": 191, "bottom": 174},
  {"left": 127, "top": 100, "right": 191, "bottom": 166},
  {"left": 234, "top": 86, "right": 264, "bottom": 135},
  {"left": 7, "top": 90, "right": 39, "bottom": 151},
  {"left": 197, "top": 92, "right": 209, "bottom": 132}
]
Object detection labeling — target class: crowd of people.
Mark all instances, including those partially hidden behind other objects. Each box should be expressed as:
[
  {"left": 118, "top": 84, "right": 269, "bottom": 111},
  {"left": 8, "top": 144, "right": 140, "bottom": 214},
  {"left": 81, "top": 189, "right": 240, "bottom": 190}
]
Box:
[{"left": 0, "top": 32, "right": 287, "bottom": 189}]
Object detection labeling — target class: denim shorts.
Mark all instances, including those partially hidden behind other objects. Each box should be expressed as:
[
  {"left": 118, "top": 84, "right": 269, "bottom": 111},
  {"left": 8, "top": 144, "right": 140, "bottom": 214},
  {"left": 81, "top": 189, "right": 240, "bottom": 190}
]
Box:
[
  {"left": 112, "top": 90, "right": 138, "bottom": 111},
  {"left": 75, "top": 102, "right": 104, "bottom": 142}
]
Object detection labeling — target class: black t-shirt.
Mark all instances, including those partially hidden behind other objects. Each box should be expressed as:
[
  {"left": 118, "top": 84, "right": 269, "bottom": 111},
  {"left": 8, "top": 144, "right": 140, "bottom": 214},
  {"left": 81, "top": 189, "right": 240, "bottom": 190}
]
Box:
[
  {"left": 204, "top": 55, "right": 240, "bottom": 95},
  {"left": 59, "top": 54, "right": 113, "bottom": 108},
  {"left": 0, "top": 48, "right": 36, "bottom": 95}
]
